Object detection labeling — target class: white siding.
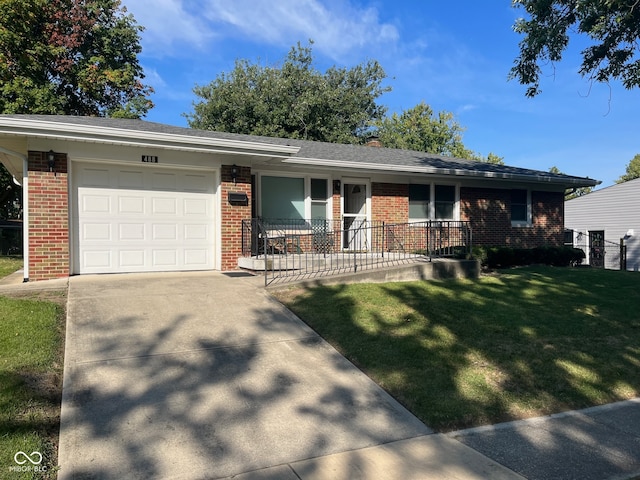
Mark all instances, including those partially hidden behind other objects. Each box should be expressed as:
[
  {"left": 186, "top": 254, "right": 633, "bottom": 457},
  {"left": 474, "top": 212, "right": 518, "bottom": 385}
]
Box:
[{"left": 565, "top": 178, "right": 640, "bottom": 271}]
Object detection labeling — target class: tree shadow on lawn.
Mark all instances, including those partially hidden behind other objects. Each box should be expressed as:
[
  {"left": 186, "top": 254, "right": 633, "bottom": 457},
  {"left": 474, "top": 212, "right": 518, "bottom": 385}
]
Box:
[{"left": 282, "top": 267, "right": 640, "bottom": 433}]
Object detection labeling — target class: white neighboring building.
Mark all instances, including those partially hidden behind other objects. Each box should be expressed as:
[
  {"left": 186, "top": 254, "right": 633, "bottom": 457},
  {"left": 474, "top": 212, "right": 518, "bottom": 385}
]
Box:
[{"left": 565, "top": 177, "right": 640, "bottom": 271}]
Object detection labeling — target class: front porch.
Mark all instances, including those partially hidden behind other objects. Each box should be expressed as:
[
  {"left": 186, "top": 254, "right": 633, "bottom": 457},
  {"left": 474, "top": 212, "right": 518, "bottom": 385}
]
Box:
[{"left": 240, "top": 218, "right": 473, "bottom": 285}]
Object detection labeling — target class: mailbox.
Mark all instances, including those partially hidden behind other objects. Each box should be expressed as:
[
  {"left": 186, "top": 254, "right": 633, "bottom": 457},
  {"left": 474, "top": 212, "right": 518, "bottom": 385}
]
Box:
[{"left": 227, "top": 192, "right": 248, "bottom": 205}]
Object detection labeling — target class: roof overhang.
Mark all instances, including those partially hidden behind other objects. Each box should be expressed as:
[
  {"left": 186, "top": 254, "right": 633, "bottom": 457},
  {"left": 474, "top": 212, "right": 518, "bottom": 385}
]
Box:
[
  {"left": 0, "top": 117, "right": 301, "bottom": 158},
  {"left": 282, "top": 157, "right": 601, "bottom": 188}
]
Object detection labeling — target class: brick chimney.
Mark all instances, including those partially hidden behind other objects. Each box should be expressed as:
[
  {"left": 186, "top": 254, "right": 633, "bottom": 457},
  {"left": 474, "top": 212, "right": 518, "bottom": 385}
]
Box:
[{"left": 365, "top": 135, "right": 382, "bottom": 147}]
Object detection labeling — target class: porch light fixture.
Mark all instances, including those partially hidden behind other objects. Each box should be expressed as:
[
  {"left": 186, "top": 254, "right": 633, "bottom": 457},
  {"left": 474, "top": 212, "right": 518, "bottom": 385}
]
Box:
[
  {"left": 231, "top": 164, "right": 238, "bottom": 184},
  {"left": 47, "top": 150, "right": 56, "bottom": 172}
]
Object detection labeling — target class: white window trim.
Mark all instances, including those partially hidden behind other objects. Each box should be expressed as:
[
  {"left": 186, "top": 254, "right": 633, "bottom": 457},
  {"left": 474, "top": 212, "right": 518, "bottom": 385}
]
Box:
[
  {"left": 511, "top": 189, "right": 532, "bottom": 227},
  {"left": 409, "top": 182, "right": 460, "bottom": 222}
]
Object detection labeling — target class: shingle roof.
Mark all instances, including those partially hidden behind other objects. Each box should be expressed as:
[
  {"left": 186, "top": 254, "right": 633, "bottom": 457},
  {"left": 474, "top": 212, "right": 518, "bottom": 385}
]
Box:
[{"left": 0, "top": 114, "right": 599, "bottom": 187}]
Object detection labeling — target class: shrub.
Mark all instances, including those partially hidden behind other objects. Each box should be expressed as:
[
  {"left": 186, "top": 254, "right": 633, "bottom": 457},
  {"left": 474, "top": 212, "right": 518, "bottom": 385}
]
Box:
[{"left": 473, "top": 246, "right": 585, "bottom": 269}]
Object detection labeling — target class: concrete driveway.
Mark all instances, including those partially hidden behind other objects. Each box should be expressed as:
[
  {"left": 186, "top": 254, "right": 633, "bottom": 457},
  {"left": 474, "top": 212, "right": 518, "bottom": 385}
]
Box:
[{"left": 58, "top": 271, "right": 435, "bottom": 479}]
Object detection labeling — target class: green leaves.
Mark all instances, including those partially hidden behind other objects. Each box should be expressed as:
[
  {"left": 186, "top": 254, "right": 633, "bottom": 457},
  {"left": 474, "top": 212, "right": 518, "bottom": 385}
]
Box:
[
  {"left": 615, "top": 153, "right": 640, "bottom": 183},
  {"left": 0, "top": 0, "right": 153, "bottom": 117},
  {"left": 511, "top": 0, "right": 640, "bottom": 96},
  {"left": 186, "top": 41, "right": 389, "bottom": 144},
  {"left": 375, "top": 102, "right": 503, "bottom": 162}
]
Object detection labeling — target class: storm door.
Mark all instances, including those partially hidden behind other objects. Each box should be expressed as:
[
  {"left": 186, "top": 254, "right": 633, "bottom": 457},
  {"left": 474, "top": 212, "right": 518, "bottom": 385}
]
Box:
[
  {"left": 589, "top": 230, "right": 605, "bottom": 268},
  {"left": 343, "top": 182, "right": 368, "bottom": 250}
]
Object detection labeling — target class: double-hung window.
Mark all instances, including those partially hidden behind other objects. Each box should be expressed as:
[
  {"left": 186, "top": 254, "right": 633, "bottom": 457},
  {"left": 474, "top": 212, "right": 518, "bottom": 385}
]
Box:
[
  {"left": 511, "top": 189, "right": 530, "bottom": 225},
  {"left": 409, "top": 184, "right": 430, "bottom": 221},
  {"left": 408, "top": 183, "right": 457, "bottom": 221},
  {"left": 435, "top": 185, "right": 456, "bottom": 220}
]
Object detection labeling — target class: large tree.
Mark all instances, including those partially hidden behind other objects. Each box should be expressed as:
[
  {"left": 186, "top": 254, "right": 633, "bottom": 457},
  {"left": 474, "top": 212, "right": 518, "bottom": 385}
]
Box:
[
  {"left": 375, "top": 102, "right": 504, "bottom": 163},
  {"left": 186, "top": 42, "right": 389, "bottom": 144},
  {"left": 510, "top": 0, "right": 640, "bottom": 97},
  {"left": 0, "top": 0, "right": 153, "bottom": 117},
  {"left": 616, "top": 153, "right": 640, "bottom": 183}
]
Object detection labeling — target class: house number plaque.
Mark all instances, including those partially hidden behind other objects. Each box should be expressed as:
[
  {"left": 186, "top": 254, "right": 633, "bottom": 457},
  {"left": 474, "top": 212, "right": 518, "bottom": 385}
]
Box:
[{"left": 141, "top": 155, "right": 158, "bottom": 163}]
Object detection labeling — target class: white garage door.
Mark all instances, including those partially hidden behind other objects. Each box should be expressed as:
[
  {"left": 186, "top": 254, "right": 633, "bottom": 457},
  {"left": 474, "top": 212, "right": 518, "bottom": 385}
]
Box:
[{"left": 74, "top": 163, "right": 216, "bottom": 274}]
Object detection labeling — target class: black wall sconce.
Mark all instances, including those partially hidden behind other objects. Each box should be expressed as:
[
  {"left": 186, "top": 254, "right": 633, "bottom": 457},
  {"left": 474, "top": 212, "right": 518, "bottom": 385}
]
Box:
[
  {"left": 47, "top": 150, "right": 56, "bottom": 172},
  {"left": 333, "top": 179, "right": 341, "bottom": 194},
  {"left": 231, "top": 164, "right": 238, "bottom": 184}
]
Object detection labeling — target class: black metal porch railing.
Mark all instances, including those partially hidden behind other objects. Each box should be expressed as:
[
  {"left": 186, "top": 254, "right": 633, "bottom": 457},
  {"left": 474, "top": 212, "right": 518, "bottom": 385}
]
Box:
[{"left": 241, "top": 218, "right": 472, "bottom": 285}]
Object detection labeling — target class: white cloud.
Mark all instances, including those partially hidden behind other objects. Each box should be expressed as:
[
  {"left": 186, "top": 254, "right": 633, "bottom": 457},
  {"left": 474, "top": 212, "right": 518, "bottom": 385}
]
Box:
[
  {"left": 123, "top": 0, "right": 217, "bottom": 56},
  {"left": 124, "top": 0, "right": 399, "bottom": 60}
]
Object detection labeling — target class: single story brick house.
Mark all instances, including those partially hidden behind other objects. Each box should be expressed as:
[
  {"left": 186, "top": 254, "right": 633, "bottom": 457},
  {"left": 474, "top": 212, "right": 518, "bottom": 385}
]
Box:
[{"left": 0, "top": 115, "right": 598, "bottom": 282}]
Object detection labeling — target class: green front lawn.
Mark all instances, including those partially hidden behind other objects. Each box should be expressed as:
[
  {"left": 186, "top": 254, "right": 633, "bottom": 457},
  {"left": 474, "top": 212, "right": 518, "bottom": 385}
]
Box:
[
  {"left": 0, "top": 256, "right": 23, "bottom": 279},
  {"left": 0, "top": 294, "right": 65, "bottom": 479},
  {"left": 275, "top": 266, "right": 640, "bottom": 432}
]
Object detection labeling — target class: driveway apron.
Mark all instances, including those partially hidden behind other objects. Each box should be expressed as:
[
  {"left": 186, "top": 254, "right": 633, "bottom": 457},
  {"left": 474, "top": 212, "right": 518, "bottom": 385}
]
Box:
[{"left": 58, "top": 271, "right": 431, "bottom": 479}]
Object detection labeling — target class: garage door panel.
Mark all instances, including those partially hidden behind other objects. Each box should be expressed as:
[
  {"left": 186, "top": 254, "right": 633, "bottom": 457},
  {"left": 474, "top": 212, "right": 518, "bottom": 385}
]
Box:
[
  {"left": 184, "top": 224, "right": 208, "bottom": 240},
  {"left": 75, "top": 163, "right": 216, "bottom": 274},
  {"left": 83, "top": 223, "right": 111, "bottom": 241},
  {"left": 152, "top": 224, "right": 177, "bottom": 240},
  {"left": 152, "top": 197, "right": 177, "bottom": 215},
  {"left": 120, "top": 250, "right": 145, "bottom": 267},
  {"left": 82, "top": 194, "right": 111, "bottom": 214},
  {"left": 83, "top": 250, "right": 112, "bottom": 269},
  {"left": 119, "top": 223, "right": 145, "bottom": 241},
  {"left": 118, "top": 195, "right": 145, "bottom": 214}
]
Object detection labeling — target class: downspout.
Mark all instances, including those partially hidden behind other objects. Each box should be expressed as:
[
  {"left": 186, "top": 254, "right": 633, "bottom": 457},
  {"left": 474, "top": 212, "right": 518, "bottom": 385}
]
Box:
[
  {"left": 22, "top": 155, "right": 28, "bottom": 282},
  {"left": 0, "top": 146, "right": 28, "bottom": 282}
]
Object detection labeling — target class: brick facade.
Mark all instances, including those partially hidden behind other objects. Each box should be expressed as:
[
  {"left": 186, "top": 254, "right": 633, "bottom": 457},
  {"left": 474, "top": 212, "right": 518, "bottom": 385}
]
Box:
[
  {"left": 220, "top": 165, "right": 251, "bottom": 270},
  {"left": 371, "top": 182, "right": 409, "bottom": 224},
  {"left": 460, "top": 187, "right": 564, "bottom": 247},
  {"left": 27, "top": 151, "right": 69, "bottom": 281}
]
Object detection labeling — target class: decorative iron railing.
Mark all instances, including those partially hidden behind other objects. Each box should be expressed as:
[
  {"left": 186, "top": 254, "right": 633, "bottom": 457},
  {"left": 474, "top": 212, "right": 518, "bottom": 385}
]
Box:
[{"left": 241, "top": 218, "right": 472, "bottom": 285}]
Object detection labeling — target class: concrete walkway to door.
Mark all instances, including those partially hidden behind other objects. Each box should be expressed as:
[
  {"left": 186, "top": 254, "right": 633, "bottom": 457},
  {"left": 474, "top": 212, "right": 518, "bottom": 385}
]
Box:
[{"left": 57, "top": 271, "right": 521, "bottom": 479}]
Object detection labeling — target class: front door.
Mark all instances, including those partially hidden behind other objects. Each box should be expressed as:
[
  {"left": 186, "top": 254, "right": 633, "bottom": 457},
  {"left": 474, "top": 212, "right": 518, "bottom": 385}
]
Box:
[
  {"left": 343, "top": 182, "right": 368, "bottom": 250},
  {"left": 589, "top": 230, "right": 605, "bottom": 268}
]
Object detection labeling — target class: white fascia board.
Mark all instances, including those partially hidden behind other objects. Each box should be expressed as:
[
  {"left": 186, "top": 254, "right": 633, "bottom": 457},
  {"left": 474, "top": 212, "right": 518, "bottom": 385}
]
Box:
[
  {"left": 282, "top": 157, "right": 600, "bottom": 187},
  {"left": 0, "top": 118, "right": 300, "bottom": 157}
]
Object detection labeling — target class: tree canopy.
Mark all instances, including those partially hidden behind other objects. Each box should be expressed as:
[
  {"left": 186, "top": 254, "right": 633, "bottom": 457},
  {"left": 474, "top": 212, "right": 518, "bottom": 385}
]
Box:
[
  {"left": 510, "top": 0, "right": 640, "bottom": 96},
  {"left": 186, "top": 42, "right": 389, "bottom": 144},
  {"left": 616, "top": 153, "right": 640, "bottom": 183},
  {"left": 374, "top": 102, "right": 503, "bottom": 163},
  {"left": 0, "top": 0, "right": 153, "bottom": 117}
]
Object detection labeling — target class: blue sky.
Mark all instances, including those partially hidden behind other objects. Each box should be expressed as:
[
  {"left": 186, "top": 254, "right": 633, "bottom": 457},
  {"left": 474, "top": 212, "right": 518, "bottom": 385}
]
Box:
[{"left": 123, "top": 0, "right": 638, "bottom": 188}]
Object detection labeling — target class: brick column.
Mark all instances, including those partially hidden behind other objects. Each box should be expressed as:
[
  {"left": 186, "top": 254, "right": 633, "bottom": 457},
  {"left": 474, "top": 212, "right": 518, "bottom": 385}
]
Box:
[
  {"left": 27, "top": 151, "right": 69, "bottom": 281},
  {"left": 220, "top": 165, "right": 251, "bottom": 270}
]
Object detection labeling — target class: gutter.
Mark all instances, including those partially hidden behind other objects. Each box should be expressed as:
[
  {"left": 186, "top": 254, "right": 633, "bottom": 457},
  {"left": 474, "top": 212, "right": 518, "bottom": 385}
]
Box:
[
  {"left": 0, "top": 146, "right": 28, "bottom": 282},
  {"left": 0, "top": 117, "right": 301, "bottom": 157},
  {"left": 282, "top": 157, "right": 601, "bottom": 188}
]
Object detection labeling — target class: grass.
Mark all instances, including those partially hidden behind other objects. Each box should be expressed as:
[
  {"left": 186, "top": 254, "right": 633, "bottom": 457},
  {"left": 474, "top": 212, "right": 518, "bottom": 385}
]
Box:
[
  {"left": 0, "top": 290, "right": 65, "bottom": 479},
  {"left": 0, "top": 256, "right": 23, "bottom": 279},
  {"left": 274, "top": 266, "right": 640, "bottom": 432}
]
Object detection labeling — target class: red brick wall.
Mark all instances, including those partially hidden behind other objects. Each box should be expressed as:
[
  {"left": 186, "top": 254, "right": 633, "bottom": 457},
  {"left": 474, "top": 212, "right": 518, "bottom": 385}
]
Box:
[
  {"left": 460, "top": 187, "right": 564, "bottom": 247},
  {"left": 220, "top": 165, "right": 251, "bottom": 270},
  {"left": 371, "top": 182, "right": 408, "bottom": 224},
  {"left": 27, "top": 151, "right": 69, "bottom": 281}
]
